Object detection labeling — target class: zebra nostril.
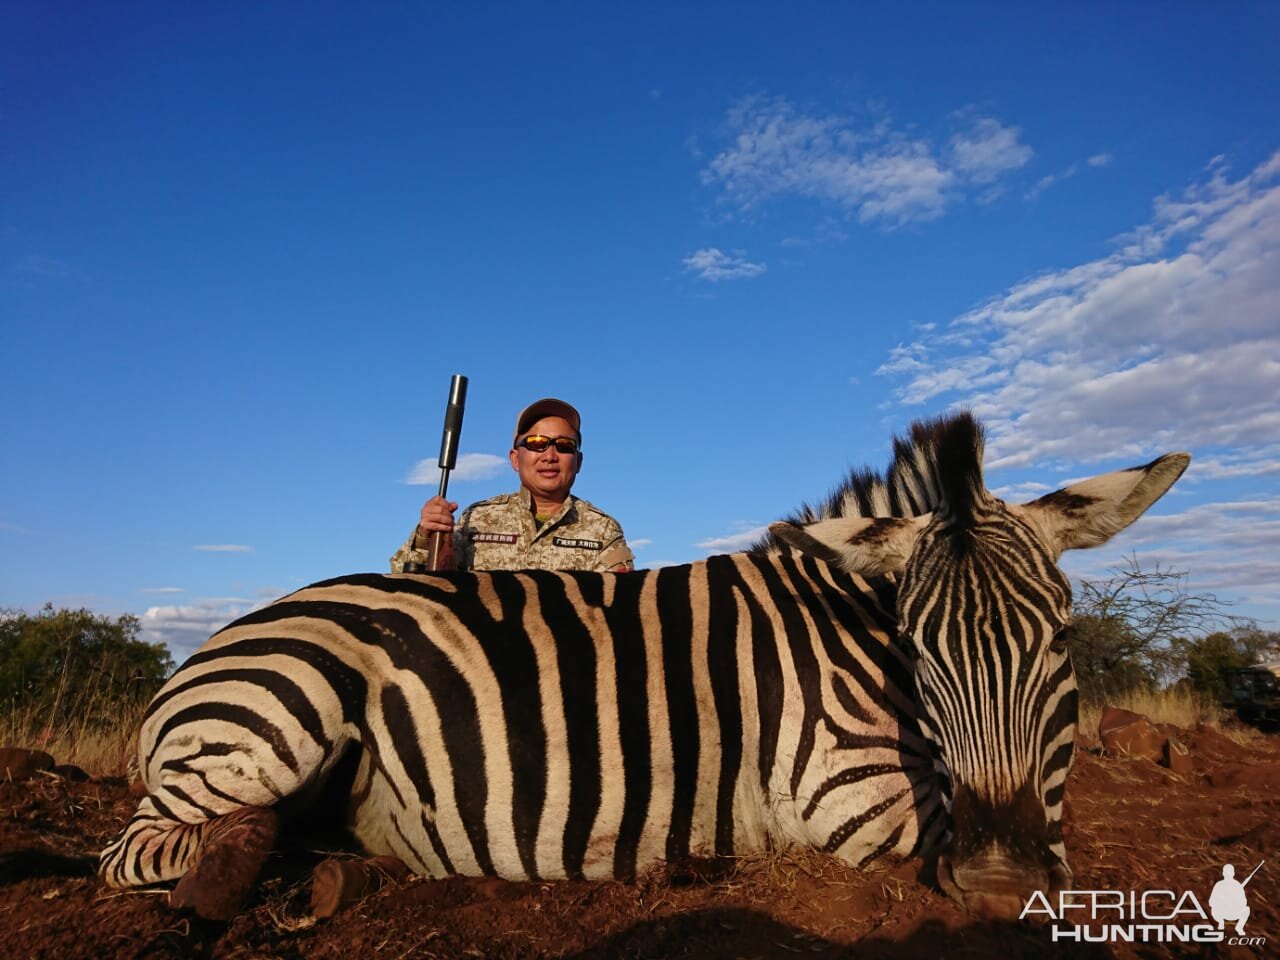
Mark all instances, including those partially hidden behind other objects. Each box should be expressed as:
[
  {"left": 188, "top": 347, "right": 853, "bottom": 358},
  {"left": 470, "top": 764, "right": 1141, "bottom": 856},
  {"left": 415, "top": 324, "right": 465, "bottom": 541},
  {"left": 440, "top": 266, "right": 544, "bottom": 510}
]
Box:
[
  {"left": 1048, "top": 859, "right": 1073, "bottom": 893},
  {"left": 936, "top": 853, "right": 962, "bottom": 902}
]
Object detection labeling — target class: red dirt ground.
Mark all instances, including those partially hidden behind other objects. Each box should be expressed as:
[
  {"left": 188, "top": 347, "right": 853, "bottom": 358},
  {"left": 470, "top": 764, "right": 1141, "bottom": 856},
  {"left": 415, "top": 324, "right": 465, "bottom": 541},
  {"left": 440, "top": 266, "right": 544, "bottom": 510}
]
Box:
[{"left": 2, "top": 723, "right": 1277, "bottom": 959}]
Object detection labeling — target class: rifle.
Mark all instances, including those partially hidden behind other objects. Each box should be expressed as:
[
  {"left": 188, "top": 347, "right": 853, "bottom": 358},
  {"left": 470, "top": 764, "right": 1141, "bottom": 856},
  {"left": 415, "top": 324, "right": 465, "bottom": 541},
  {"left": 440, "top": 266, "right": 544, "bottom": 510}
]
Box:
[
  {"left": 1242, "top": 860, "right": 1265, "bottom": 887},
  {"left": 426, "top": 374, "right": 468, "bottom": 570}
]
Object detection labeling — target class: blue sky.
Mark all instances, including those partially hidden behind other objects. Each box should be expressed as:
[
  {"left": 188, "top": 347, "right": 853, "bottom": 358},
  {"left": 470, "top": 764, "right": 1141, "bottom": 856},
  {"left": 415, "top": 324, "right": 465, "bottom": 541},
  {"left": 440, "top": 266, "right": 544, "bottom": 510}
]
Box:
[{"left": 3, "top": 3, "right": 1278, "bottom": 659}]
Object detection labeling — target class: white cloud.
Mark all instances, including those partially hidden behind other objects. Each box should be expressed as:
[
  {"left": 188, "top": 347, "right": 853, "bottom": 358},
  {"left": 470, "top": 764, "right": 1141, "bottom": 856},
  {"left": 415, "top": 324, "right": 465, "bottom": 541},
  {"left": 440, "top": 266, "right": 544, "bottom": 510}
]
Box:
[
  {"left": 628, "top": 538, "right": 653, "bottom": 550},
  {"left": 876, "top": 150, "right": 1280, "bottom": 473},
  {"left": 140, "top": 597, "right": 260, "bottom": 661},
  {"left": 1025, "top": 151, "right": 1117, "bottom": 200},
  {"left": 683, "top": 248, "right": 767, "bottom": 282},
  {"left": 1192, "top": 451, "right": 1280, "bottom": 480},
  {"left": 138, "top": 586, "right": 186, "bottom": 594},
  {"left": 696, "top": 524, "right": 770, "bottom": 553},
  {"left": 947, "top": 117, "right": 1033, "bottom": 183},
  {"left": 701, "top": 96, "right": 1032, "bottom": 226},
  {"left": 193, "top": 544, "right": 254, "bottom": 553},
  {"left": 1026, "top": 163, "right": 1080, "bottom": 200},
  {"left": 405, "top": 452, "right": 508, "bottom": 486},
  {"left": 1061, "top": 497, "right": 1280, "bottom": 612},
  {"left": 990, "top": 480, "right": 1053, "bottom": 502}
]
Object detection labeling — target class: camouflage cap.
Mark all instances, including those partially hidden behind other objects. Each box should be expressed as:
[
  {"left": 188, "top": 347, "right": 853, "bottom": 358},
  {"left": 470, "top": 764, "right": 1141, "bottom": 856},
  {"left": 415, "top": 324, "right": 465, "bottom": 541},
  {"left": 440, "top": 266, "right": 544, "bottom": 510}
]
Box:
[{"left": 514, "top": 398, "right": 582, "bottom": 444}]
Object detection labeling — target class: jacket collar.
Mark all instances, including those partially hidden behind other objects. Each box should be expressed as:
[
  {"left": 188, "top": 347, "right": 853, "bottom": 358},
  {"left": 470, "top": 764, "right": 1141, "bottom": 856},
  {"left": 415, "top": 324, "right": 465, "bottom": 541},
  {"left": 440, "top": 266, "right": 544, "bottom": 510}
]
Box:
[{"left": 516, "top": 487, "right": 577, "bottom": 539}]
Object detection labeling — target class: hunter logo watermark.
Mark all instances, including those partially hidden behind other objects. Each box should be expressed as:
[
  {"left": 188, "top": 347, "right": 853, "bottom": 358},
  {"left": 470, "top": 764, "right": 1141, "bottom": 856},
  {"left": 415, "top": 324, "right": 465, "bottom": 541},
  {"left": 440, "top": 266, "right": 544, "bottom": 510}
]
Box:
[
  {"left": 1210, "top": 862, "right": 1260, "bottom": 936},
  {"left": 1020, "top": 860, "right": 1266, "bottom": 946}
]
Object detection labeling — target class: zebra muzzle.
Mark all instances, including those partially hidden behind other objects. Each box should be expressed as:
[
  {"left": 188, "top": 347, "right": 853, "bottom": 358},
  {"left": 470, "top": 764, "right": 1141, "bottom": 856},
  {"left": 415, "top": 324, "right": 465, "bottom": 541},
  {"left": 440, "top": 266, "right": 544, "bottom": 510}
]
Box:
[
  {"left": 936, "top": 781, "right": 1065, "bottom": 918},
  {"left": 936, "top": 847, "right": 1051, "bottom": 919}
]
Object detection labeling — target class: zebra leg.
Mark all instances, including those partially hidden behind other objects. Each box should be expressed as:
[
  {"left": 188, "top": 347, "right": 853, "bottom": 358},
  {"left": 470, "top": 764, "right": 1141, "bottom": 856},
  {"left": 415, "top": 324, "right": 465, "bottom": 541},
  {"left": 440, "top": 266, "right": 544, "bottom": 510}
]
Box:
[
  {"left": 100, "top": 796, "right": 205, "bottom": 888},
  {"left": 169, "top": 806, "right": 279, "bottom": 920},
  {"left": 99, "top": 798, "right": 279, "bottom": 920},
  {"left": 310, "top": 855, "right": 412, "bottom": 918}
]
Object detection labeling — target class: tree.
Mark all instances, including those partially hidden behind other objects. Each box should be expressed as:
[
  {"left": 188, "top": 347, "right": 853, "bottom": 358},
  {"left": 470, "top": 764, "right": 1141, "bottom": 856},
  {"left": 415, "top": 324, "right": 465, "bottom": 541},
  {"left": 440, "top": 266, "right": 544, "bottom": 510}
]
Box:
[
  {"left": 1177, "top": 627, "right": 1280, "bottom": 703},
  {"left": 0, "top": 604, "right": 174, "bottom": 731},
  {"left": 1067, "top": 556, "right": 1253, "bottom": 700}
]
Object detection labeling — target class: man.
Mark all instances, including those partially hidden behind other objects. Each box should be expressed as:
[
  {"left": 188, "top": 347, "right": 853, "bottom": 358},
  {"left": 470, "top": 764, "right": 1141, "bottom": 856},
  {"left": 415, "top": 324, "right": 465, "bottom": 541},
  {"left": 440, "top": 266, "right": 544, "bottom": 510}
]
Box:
[{"left": 390, "top": 398, "right": 634, "bottom": 573}]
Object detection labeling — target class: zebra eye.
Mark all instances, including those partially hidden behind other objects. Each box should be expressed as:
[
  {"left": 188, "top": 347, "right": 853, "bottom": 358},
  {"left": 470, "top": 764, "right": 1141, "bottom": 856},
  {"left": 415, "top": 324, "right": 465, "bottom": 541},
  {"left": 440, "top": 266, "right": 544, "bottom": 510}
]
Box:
[{"left": 1049, "top": 626, "right": 1073, "bottom": 654}]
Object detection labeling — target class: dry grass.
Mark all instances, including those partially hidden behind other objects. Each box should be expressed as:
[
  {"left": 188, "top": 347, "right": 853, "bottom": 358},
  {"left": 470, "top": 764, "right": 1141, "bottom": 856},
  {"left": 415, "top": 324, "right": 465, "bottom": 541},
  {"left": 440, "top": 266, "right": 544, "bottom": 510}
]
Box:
[
  {"left": 1, "top": 689, "right": 145, "bottom": 777},
  {"left": 1077, "top": 685, "right": 1233, "bottom": 745},
  {"left": 721, "top": 847, "right": 864, "bottom": 897}
]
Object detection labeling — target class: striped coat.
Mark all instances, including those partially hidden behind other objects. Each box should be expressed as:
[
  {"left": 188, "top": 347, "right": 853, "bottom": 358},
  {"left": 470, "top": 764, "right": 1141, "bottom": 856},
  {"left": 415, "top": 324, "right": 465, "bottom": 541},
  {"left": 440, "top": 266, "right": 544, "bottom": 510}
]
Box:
[
  {"left": 104, "top": 554, "right": 940, "bottom": 886},
  {"left": 100, "top": 413, "right": 1189, "bottom": 917}
]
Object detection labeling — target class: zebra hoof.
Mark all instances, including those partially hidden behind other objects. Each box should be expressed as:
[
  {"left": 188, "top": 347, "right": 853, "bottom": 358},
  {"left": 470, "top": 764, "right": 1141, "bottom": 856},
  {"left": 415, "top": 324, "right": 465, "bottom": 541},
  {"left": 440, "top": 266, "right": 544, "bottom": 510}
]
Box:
[
  {"left": 310, "top": 855, "right": 411, "bottom": 918},
  {"left": 169, "top": 807, "right": 279, "bottom": 921}
]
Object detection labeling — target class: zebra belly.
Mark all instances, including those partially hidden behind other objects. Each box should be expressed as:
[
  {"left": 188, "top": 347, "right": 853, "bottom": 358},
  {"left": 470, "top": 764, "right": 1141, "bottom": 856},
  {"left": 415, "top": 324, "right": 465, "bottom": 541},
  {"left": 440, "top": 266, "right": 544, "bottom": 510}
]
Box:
[
  {"left": 343, "top": 676, "right": 928, "bottom": 881},
  {"left": 346, "top": 689, "right": 752, "bottom": 881},
  {"left": 346, "top": 736, "right": 927, "bottom": 881}
]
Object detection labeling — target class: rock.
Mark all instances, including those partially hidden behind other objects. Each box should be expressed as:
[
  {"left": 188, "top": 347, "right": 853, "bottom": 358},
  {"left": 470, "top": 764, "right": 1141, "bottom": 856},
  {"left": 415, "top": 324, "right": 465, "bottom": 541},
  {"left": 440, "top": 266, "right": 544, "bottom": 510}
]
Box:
[
  {"left": 1097, "top": 705, "right": 1145, "bottom": 736},
  {"left": 1162, "top": 736, "right": 1193, "bottom": 775},
  {"left": 1098, "top": 708, "right": 1165, "bottom": 762},
  {"left": 0, "top": 747, "right": 56, "bottom": 780}
]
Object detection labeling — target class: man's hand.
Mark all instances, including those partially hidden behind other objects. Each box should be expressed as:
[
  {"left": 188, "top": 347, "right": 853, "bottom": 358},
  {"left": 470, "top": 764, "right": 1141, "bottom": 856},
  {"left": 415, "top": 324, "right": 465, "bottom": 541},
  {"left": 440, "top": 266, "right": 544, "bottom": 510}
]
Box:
[{"left": 417, "top": 496, "right": 458, "bottom": 538}]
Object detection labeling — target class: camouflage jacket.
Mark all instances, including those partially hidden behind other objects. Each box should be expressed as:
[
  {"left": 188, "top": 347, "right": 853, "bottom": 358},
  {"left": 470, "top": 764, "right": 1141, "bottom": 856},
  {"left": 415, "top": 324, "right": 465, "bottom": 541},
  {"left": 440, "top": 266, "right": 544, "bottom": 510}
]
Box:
[{"left": 390, "top": 488, "right": 634, "bottom": 573}]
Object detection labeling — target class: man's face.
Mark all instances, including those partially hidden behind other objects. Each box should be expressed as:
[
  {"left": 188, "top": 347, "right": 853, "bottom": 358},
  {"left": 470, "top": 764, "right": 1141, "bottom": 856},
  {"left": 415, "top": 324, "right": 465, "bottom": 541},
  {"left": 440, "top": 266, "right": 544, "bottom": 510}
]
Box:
[{"left": 509, "top": 415, "right": 581, "bottom": 506}]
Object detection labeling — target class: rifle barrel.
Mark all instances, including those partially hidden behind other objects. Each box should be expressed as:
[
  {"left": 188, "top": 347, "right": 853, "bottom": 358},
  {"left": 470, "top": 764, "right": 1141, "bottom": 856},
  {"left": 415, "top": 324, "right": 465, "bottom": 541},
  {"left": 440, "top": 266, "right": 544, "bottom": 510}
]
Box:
[{"left": 437, "top": 374, "right": 468, "bottom": 499}]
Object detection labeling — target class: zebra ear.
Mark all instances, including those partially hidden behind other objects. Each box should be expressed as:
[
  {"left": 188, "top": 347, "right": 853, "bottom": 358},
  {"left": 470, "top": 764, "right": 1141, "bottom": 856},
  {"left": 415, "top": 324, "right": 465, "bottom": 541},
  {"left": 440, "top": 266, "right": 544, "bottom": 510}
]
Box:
[
  {"left": 768, "top": 515, "right": 931, "bottom": 576},
  {"left": 1016, "top": 452, "right": 1191, "bottom": 557}
]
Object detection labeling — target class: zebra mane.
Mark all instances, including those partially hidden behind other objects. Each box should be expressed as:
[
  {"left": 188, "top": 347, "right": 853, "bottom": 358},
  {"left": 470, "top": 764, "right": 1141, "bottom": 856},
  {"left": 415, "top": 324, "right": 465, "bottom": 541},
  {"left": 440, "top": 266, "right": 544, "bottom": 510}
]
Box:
[{"left": 748, "top": 411, "right": 986, "bottom": 553}]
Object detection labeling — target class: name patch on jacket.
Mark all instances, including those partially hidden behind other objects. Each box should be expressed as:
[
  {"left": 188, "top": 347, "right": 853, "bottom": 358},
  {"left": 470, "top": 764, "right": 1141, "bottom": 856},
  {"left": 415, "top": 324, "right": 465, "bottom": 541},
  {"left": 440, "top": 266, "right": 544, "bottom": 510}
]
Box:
[
  {"left": 553, "top": 537, "right": 602, "bottom": 550},
  {"left": 470, "top": 532, "right": 518, "bottom": 544}
]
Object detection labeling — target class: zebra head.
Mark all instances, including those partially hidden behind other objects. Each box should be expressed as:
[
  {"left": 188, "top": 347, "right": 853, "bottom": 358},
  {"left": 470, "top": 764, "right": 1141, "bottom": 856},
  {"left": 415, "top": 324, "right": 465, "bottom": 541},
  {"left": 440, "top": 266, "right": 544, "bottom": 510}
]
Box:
[{"left": 769, "top": 414, "right": 1189, "bottom": 917}]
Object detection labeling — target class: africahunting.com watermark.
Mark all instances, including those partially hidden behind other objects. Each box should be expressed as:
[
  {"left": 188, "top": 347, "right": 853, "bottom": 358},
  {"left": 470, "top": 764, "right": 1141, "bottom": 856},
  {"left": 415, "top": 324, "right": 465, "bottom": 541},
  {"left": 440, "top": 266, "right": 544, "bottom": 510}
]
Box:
[{"left": 1021, "top": 861, "right": 1266, "bottom": 946}]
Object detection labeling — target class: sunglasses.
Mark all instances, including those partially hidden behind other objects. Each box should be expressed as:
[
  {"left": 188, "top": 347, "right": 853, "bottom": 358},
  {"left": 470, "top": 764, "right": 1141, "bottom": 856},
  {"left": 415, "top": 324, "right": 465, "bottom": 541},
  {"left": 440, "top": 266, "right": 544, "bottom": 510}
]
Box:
[{"left": 516, "top": 434, "right": 580, "bottom": 454}]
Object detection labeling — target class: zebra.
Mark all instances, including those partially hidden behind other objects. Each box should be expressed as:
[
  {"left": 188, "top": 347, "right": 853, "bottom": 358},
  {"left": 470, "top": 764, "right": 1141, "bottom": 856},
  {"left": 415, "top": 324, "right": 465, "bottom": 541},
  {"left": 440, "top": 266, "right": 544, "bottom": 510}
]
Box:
[{"left": 98, "top": 413, "right": 1189, "bottom": 920}]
